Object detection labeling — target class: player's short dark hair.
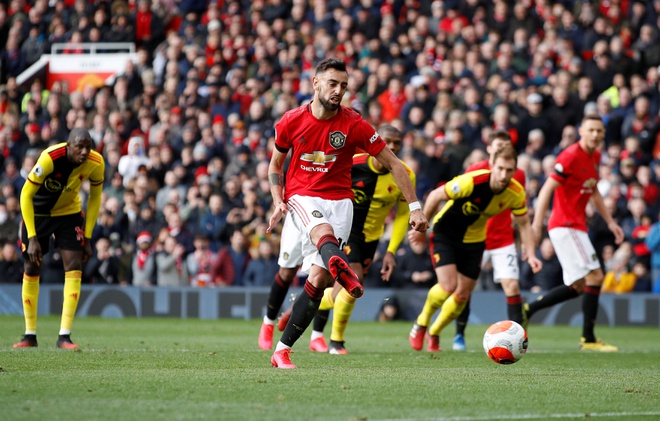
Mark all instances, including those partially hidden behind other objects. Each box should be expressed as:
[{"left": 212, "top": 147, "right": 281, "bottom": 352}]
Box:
[
  {"left": 582, "top": 113, "right": 604, "bottom": 125},
  {"left": 377, "top": 124, "right": 402, "bottom": 139},
  {"left": 492, "top": 143, "right": 517, "bottom": 165},
  {"left": 488, "top": 129, "right": 512, "bottom": 145},
  {"left": 67, "top": 127, "right": 92, "bottom": 143},
  {"left": 315, "top": 58, "right": 347, "bottom": 75}
]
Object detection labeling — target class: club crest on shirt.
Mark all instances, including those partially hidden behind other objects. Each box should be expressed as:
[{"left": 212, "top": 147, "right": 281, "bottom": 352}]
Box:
[
  {"left": 283, "top": 252, "right": 289, "bottom": 260},
  {"left": 329, "top": 131, "right": 346, "bottom": 149},
  {"left": 312, "top": 210, "right": 323, "bottom": 218}
]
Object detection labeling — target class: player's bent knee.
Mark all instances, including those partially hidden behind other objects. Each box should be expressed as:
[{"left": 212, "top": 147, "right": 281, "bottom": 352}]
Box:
[
  {"left": 453, "top": 290, "right": 472, "bottom": 303},
  {"left": 501, "top": 279, "right": 520, "bottom": 295},
  {"left": 24, "top": 262, "right": 40, "bottom": 277},
  {"left": 279, "top": 268, "right": 298, "bottom": 284}
]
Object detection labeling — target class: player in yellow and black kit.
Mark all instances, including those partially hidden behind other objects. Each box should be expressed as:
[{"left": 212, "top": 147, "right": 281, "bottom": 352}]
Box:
[
  {"left": 274, "top": 125, "right": 416, "bottom": 354},
  {"left": 14, "top": 128, "right": 104, "bottom": 350},
  {"left": 408, "top": 145, "right": 542, "bottom": 352}
]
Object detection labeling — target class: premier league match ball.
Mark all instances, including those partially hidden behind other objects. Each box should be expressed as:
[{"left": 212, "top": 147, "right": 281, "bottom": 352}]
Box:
[{"left": 483, "top": 320, "right": 528, "bottom": 364}]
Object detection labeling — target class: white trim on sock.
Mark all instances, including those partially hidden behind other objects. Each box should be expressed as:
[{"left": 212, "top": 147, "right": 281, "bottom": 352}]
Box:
[
  {"left": 263, "top": 316, "right": 275, "bottom": 325},
  {"left": 311, "top": 330, "right": 324, "bottom": 341},
  {"left": 25, "top": 330, "right": 36, "bottom": 335},
  {"left": 275, "top": 342, "right": 291, "bottom": 352},
  {"left": 59, "top": 329, "right": 71, "bottom": 335}
]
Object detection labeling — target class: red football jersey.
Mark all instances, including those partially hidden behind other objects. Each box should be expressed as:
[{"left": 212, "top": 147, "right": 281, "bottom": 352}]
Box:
[
  {"left": 275, "top": 103, "right": 386, "bottom": 202},
  {"left": 548, "top": 142, "right": 600, "bottom": 232},
  {"left": 465, "top": 160, "right": 527, "bottom": 250}
]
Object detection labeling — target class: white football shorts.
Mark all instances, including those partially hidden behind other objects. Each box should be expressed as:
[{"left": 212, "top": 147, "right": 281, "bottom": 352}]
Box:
[
  {"left": 277, "top": 212, "right": 304, "bottom": 268},
  {"left": 482, "top": 243, "right": 519, "bottom": 282},
  {"left": 548, "top": 227, "right": 601, "bottom": 285},
  {"left": 287, "top": 194, "right": 353, "bottom": 274}
]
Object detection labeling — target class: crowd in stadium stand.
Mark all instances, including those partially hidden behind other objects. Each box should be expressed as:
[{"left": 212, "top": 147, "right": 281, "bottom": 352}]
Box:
[{"left": 0, "top": 0, "right": 660, "bottom": 293}]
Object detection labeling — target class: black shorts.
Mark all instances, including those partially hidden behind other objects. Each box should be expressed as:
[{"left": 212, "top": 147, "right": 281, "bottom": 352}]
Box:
[
  {"left": 345, "top": 237, "right": 379, "bottom": 277},
  {"left": 429, "top": 233, "right": 485, "bottom": 280},
  {"left": 21, "top": 212, "right": 86, "bottom": 258}
]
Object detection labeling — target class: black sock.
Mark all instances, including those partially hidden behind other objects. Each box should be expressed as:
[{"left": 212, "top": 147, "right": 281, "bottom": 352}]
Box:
[
  {"left": 455, "top": 298, "right": 470, "bottom": 336},
  {"left": 527, "top": 285, "right": 579, "bottom": 317},
  {"left": 506, "top": 294, "right": 523, "bottom": 324},
  {"left": 313, "top": 309, "right": 330, "bottom": 332},
  {"left": 317, "top": 234, "right": 350, "bottom": 274},
  {"left": 582, "top": 285, "right": 601, "bottom": 342},
  {"left": 266, "top": 273, "right": 290, "bottom": 321},
  {"left": 280, "top": 282, "right": 323, "bottom": 347}
]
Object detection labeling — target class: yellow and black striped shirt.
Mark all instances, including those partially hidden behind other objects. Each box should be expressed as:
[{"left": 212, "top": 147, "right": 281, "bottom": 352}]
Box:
[
  {"left": 24, "top": 143, "right": 105, "bottom": 217},
  {"left": 432, "top": 170, "right": 527, "bottom": 243},
  {"left": 350, "top": 153, "right": 415, "bottom": 253}
]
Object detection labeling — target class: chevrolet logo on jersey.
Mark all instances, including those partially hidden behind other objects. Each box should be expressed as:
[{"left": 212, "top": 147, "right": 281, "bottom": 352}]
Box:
[
  {"left": 301, "top": 151, "right": 337, "bottom": 165},
  {"left": 462, "top": 201, "right": 480, "bottom": 216}
]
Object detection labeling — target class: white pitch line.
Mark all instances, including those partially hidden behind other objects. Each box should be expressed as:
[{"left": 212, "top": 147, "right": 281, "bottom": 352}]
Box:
[{"left": 378, "top": 411, "right": 660, "bottom": 421}]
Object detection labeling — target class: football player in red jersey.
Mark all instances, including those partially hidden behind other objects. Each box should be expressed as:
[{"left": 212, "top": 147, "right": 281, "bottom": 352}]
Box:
[
  {"left": 529, "top": 114, "right": 624, "bottom": 352},
  {"left": 267, "top": 58, "right": 428, "bottom": 368}
]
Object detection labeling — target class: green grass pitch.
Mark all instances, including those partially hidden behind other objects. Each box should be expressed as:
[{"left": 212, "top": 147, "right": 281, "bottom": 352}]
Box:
[{"left": 1, "top": 316, "right": 659, "bottom": 421}]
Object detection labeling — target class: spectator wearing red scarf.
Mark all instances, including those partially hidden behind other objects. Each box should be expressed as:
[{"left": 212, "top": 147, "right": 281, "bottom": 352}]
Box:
[
  {"left": 133, "top": 0, "right": 165, "bottom": 53},
  {"left": 132, "top": 232, "right": 155, "bottom": 287}
]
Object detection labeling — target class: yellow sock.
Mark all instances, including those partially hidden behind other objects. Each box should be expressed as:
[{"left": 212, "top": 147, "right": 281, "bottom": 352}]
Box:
[
  {"left": 416, "top": 284, "right": 451, "bottom": 327},
  {"left": 319, "top": 288, "right": 335, "bottom": 311},
  {"left": 60, "top": 270, "right": 82, "bottom": 334},
  {"left": 22, "top": 274, "right": 40, "bottom": 334},
  {"left": 429, "top": 295, "right": 467, "bottom": 336},
  {"left": 330, "top": 289, "right": 356, "bottom": 342}
]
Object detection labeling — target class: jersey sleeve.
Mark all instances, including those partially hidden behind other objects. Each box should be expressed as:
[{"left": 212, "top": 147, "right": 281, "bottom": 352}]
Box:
[
  {"left": 27, "top": 152, "right": 55, "bottom": 185},
  {"left": 88, "top": 154, "right": 105, "bottom": 186},
  {"left": 550, "top": 151, "right": 572, "bottom": 183},
  {"left": 511, "top": 199, "right": 528, "bottom": 216},
  {"left": 444, "top": 172, "right": 479, "bottom": 200},
  {"left": 84, "top": 157, "right": 105, "bottom": 238},
  {"left": 388, "top": 161, "right": 416, "bottom": 254},
  {"left": 21, "top": 152, "right": 54, "bottom": 237},
  {"left": 274, "top": 114, "right": 292, "bottom": 152},
  {"left": 510, "top": 180, "right": 528, "bottom": 216},
  {"left": 356, "top": 120, "right": 386, "bottom": 156}
]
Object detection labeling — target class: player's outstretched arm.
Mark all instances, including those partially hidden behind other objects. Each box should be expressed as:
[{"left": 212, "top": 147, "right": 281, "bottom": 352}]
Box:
[
  {"left": 515, "top": 213, "right": 542, "bottom": 274},
  {"left": 375, "top": 147, "right": 428, "bottom": 232},
  {"left": 531, "top": 177, "right": 560, "bottom": 245},
  {"left": 20, "top": 179, "right": 42, "bottom": 265},
  {"left": 380, "top": 251, "right": 396, "bottom": 281},
  {"left": 590, "top": 189, "right": 624, "bottom": 245},
  {"left": 84, "top": 182, "right": 104, "bottom": 262}
]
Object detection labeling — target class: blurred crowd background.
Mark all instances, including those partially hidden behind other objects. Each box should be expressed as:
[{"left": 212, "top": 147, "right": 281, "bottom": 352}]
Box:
[{"left": 0, "top": 0, "right": 659, "bottom": 295}]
